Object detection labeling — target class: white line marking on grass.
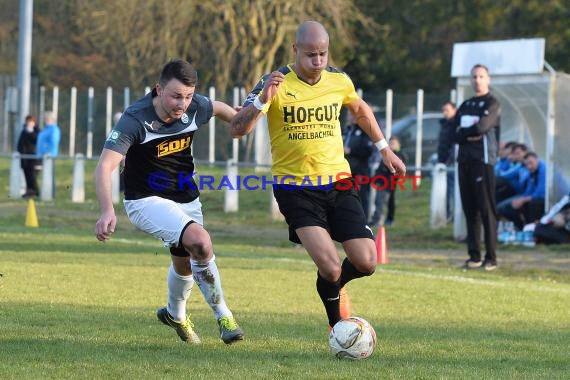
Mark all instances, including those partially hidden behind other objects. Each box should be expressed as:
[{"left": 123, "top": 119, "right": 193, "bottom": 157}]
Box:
[
  {"left": 380, "top": 268, "right": 570, "bottom": 294},
  {"left": 223, "top": 251, "right": 569, "bottom": 294}
]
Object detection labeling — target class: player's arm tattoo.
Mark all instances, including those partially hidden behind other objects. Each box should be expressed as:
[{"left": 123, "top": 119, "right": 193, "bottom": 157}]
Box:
[{"left": 230, "top": 106, "right": 260, "bottom": 138}]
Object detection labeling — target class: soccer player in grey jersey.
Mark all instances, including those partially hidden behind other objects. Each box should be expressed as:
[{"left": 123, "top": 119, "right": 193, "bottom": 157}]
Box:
[{"left": 95, "top": 59, "right": 244, "bottom": 344}]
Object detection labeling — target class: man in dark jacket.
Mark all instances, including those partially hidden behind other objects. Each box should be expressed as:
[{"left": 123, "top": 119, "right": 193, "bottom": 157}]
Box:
[
  {"left": 453, "top": 63, "right": 501, "bottom": 271},
  {"left": 369, "top": 136, "right": 407, "bottom": 227},
  {"left": 17, "top": 115, "right": 40, "bottom": 198},
  {"left": 343, "top": 114, "right": 375, "bottom": 219},
  {"left": 437, "top": 101, "right": 457, "bottom": 221}
]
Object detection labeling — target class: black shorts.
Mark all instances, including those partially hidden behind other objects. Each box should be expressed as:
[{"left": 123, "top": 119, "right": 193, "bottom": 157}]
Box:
[{"left": 273, "top": 178, "right": 374, "bottom": 244}]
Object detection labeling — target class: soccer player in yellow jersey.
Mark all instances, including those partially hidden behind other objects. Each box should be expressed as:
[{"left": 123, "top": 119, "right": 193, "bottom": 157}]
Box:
[{"left": 230, "top": 21, "right": 406, "bottom": 331}]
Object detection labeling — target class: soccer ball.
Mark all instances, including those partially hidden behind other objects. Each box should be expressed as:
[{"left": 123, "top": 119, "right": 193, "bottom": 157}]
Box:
[{"left": 329, "top": 317, "right": 377, "bottom": 360}]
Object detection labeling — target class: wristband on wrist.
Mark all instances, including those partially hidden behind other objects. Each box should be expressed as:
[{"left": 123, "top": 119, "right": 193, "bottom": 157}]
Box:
[
  {"left": 253, "top": 96, "right": 266, "bottom": 111},
  {"left": 375, "top": 139, "right": 389, "bottom": 151}
]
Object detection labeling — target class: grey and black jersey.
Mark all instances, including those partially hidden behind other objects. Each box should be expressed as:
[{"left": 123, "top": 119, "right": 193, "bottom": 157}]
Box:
[
  {"left": 454, "top": 93, "right": 500, "bottom": 166},
  {"left": 103, "top": 90, "right": 213, "bottom": 203}
]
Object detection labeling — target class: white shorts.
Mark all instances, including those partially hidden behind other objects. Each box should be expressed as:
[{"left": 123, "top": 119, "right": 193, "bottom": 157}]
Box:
[{"left": 123, "top": 196, "right": 204, "bottom": 247}]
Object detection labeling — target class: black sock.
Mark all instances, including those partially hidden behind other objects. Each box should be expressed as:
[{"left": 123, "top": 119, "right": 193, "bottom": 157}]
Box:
[
  {"left": 316, "top": 272, "right": 341, "bottom": 327},
  {"left": 339, "top": 258, "right": 370, "bottom": 288}
]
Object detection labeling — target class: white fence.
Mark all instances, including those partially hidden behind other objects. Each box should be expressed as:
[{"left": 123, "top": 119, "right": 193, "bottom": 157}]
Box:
[
  {"left": 4, "top": 85, "right": 448, "bottom": 220},
  {"left": 8, "top": 152, "right": 282, "bottom": 219},
  {"left": 2, "top": 85, "right": 448, "bottom": 163}
]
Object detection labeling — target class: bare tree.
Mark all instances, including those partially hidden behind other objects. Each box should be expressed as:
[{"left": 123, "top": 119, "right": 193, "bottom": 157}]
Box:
[
  {"left": 71, "top": 0, "right": 375, "bottom": 94},
  {"left": 73, "top": 0, "right": 197, "bottom": 89},
  {"left": 184, "top": 0, "right": 376, "bottom": 93}
]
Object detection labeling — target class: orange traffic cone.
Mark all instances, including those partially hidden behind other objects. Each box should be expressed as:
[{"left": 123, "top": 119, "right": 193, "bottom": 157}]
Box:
[
  {"left": 25, "top": 198, "right": 39, "bottom": 228},
  {"left": 375, "top": 226, "right": 388, "bottom": 265}
]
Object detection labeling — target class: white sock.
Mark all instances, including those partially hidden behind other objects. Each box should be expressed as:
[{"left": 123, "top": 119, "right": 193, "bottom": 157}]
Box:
[
  {"left": 191, "top": 255, "right": 232, "bottom": 320},
  {"left": 166, "top": 263, "right": 194, "bottom": 322}
]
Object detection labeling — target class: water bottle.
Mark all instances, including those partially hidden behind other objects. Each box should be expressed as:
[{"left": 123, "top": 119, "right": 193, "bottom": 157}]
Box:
[
  {"left": 515, "top": 231, "right": 524, "bottom": 245},
  {"left": 497, "top": 221, "right": 506, "bottom": 243},
  {"left": 523, "top": 230, "right": 536, "bottom": 247},
  {"left": 505, "top": 222, "right": 516, "bottom": 244}
]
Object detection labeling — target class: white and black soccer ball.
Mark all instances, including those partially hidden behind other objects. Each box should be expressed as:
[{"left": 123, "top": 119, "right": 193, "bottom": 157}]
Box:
[{"left": 329, "top": 317, "right": 377, "bottom": 360}]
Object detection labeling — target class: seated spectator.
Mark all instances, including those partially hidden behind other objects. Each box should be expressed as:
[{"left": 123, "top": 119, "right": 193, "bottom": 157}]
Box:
[
  {"left": 494, "top": 141, "right": 517, "bottom": 176},
  {"left": 497, "top": 151, "right": 545, "bottom": 230},
  {"left": 534, "top": 194, "right": 570, "bottom": 244},
  {"left": 495, "top": 142, "right": 528, "bottom": 203}
]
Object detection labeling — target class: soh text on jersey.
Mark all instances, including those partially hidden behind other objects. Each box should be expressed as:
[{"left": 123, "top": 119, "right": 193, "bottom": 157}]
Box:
[{"left": 157, "top": 137, "right": 191, "bottom": 157}]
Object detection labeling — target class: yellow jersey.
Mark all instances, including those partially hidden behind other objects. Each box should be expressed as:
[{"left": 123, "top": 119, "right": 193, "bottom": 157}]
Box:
[{"left": 246, "top": 65, "right": 358, "bottom": 186}]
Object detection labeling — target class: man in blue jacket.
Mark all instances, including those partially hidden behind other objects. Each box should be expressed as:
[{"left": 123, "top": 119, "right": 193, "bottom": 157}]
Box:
[
  {"left": 495, "top": 142, "right": 528, "bottom": 203},
  {"left": 37, "top": 111, "right": 61, "bottom": 158},
  {"left": 497, "top": 151, "right": 545, "bottom": 230},
  {"left": 36, "top": 111, "right": 61, "bottom": 197}
]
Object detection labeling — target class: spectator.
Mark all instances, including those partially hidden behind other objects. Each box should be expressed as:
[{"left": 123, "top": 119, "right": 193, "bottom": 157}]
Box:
[
  {"left": 436, "top": 100, "right": 457, "bottom": 221},
  {"left": 497, "top": 151, "right": 546, "bottom": 231},
  {"left": 369, "top": 136, "right": 407, "bottom": 227},
  {"left": 494, "top": 141, "right": 517, "bottom": 176},
  {"left": 495, "top": 142, "right": 528, "bottom": 203},
  {"left": 36, "top": 111, "right": 61, "bottom": 197},
  {"left": 534, "top": 194, "right": 570, "bottom": 244},
  {"left": 37, "top": 111, "right": 61, "bottom": 158},
  {"left": 343, "top": 112, "right": 375, "bottom": 219},
  {"left": 17, "top": 115, "right": 40, "bottom": 198}
]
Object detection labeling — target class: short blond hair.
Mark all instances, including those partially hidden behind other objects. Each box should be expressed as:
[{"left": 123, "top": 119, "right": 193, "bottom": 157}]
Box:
[{"left": 44, "top": 111, "right": 56, "bottom": 124}]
